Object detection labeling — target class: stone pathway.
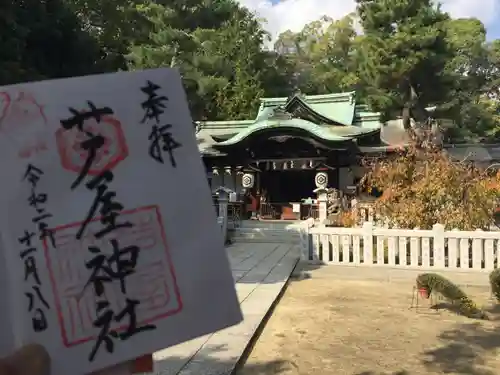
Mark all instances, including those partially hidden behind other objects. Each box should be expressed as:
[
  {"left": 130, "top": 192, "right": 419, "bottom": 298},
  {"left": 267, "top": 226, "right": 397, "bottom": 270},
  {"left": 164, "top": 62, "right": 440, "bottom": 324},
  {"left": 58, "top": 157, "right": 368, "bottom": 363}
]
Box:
[{"left": 148, "top": 242, "right": 299, "bottom": 375}]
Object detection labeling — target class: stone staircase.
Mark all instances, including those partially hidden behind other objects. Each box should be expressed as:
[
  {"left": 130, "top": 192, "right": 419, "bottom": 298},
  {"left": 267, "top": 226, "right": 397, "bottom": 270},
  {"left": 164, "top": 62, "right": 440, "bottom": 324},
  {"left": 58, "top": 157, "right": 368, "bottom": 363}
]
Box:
[{"left": 230, "top": 220, "right": 303, "bottom": 244}]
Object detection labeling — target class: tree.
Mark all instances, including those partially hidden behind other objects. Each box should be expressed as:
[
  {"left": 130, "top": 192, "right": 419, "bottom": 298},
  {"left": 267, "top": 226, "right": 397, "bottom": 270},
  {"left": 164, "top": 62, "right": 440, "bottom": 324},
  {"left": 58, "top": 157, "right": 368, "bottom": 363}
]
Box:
[
  {"left": 258, "top": 51, "right": 297, "bottom": 99},
  {"left": 65, "top": 0, "right": 148, "bottom": 72},
  {"left": 207, "top": 8, "right": 268, "bottom": 120},
  {"left": 440, "top": 18, "right": 500, "bottom": 142},
  {"left": 485, "top": 39, "right": 500, "bottom": 98},
  {"left": 355, "top": 0, "right": 452, "bottom": 124},
  {"left": 361, "top": 134, "right": 500, "bottom": 230},
  {"left": 127, "top": 0, "right": 276, "bottom": 120},
  {"left": 274, "top": 15, "right": 360, "bottom": 95},
  {"left": 0, "top": 0, "right": 102, "bottom": 85}
]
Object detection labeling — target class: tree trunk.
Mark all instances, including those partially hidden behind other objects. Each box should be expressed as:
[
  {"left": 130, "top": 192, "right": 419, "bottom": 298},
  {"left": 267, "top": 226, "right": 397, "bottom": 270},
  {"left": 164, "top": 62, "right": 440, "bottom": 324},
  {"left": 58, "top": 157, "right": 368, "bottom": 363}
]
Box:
[{"left": 402, "top": 105, "right": 412, "bottom": 129}]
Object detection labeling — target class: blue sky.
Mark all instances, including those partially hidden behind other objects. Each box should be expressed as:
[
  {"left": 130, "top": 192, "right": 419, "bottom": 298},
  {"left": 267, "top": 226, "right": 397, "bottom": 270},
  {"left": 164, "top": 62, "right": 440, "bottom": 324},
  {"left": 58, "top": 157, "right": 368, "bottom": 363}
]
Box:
[
  {"left": 488, "top": 23, "right": 500, "bottom": 40},
  {"left": 238, "top": 0, "right": 500, "bottom": 42}
]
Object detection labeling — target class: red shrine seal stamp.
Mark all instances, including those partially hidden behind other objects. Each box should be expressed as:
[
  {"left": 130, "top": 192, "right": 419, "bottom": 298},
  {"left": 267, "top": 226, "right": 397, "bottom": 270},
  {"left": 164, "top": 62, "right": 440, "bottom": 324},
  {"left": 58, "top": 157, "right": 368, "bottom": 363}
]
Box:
[
  {"left": 43, "top": 205, "right": 183, "bottom": 347},
  {"left": 0, "top": 91, "right": 49, "bottom": 158},
  {"left": 55, "top": 115, "right": 129, "bottom": 175}
]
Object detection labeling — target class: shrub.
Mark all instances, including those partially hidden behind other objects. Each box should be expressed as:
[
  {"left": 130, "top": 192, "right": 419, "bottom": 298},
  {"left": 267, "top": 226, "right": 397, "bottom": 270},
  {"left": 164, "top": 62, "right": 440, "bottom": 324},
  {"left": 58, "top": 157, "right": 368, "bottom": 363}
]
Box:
[
  {"left": 489, "top": 269, "right": 500, "bottom": 302},
  {"left": 361, "top": 140, "right": 500, "bottom": 230},
  {"left": 416, "top": 273, "right": 488, "bottom": 319},
  {"left": 339, "top": 211, "right": 356, "bottom": 227}
]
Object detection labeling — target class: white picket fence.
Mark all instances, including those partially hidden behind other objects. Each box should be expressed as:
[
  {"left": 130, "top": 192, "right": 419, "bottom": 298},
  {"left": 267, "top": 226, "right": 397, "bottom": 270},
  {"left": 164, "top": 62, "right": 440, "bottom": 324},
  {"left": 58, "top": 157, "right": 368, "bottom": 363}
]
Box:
[{"left": 301, "top": 222, "right": 500, "bottom": 272}]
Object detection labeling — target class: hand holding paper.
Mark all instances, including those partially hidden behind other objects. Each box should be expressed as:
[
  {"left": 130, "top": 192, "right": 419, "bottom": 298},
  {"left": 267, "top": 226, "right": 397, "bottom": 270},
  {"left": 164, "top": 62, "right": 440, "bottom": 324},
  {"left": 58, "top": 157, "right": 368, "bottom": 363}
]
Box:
[{"left": 0, "top": 68, "right": 242, "bottom": 375}]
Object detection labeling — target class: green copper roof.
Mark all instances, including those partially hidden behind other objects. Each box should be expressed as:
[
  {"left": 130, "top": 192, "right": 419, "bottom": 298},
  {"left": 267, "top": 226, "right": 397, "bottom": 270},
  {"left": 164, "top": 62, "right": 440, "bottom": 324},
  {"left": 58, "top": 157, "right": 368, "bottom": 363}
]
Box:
[
  {"left": 255, "top": 106, "right": 276, "bottom": 121},
  {"left": 299, "top": 92, "right": 356, "bottom": 126},
  {"left": 259, "top": 91, "right": 355, "bottom": 107},
  {"left": 353, "top": 112, "right": 381, "bottom": 129},
  {"left": 196, "top": 120, "right": 254, "bottom": 129},
  {"left": 196, "top": 91, "right": 387, "bottom": 155},
  {"left": 214, "top": 118, "right": 378, "bottom": 147},
  {"left": 257, "top": 91, "right": 357, "bottom": 126}
]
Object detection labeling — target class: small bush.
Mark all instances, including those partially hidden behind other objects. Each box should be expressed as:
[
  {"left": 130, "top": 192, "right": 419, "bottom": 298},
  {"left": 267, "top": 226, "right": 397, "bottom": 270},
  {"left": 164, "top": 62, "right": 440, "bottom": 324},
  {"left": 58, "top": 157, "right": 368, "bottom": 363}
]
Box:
[
  {"left": 339, "top": 211, "right": 356, "bottom": 227},
  {"left": 416, "top": 273, "right": 488, "bottom": 320},
  {"left": 489, "top": 269, "right": 500, "bottom": 302}
]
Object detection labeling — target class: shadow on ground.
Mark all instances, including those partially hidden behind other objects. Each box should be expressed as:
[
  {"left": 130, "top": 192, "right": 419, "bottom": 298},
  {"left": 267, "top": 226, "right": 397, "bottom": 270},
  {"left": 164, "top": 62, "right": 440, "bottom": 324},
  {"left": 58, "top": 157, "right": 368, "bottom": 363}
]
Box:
[
  {"left": 288, "top": 261, "right": 325, "bottom": 281},
  {"left": 485, "top": 303, "right": 500, "bottom": 319},
  {"left": 355, "top": 371, "right": 409, "bottom": 375},
  {"left": 429, "top": 302, "right": 490, "bottom": 320},
  {"left": 422, "top": 319, "right": 500, "bottom": 375},
  {"left": 149, "top": 344, "right": 293, "bottom": 375}
]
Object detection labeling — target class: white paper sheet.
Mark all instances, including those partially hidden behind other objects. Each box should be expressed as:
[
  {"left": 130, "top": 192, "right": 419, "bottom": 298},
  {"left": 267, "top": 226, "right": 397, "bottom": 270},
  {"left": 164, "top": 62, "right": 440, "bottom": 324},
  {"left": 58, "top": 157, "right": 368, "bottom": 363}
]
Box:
[{"left": 0, "top": 68, "right": 242, "bottom": 375}]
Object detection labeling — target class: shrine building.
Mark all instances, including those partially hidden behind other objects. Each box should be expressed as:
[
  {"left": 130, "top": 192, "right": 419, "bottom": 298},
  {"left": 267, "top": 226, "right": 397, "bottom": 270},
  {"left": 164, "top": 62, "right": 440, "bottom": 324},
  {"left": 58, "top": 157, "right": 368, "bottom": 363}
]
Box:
[{"left": 196, "top": 91, "right": 410, "bottom": 219}]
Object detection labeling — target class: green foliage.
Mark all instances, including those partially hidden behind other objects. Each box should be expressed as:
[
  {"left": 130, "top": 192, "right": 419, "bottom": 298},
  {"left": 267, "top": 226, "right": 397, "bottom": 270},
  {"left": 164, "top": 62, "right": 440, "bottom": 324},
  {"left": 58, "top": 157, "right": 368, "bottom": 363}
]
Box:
[
  {"left": 416, "top": 273, "right": 488, "bottom": 319},
  {"left": 0, "top": 0, "right": 286, "bottom": 122},
  {"left": 273, "top": 2, "right": 500, "bottom": 141},
  {"left": 274, "top": 15, "right": 360, "bottom": 95},
  {"left": 3, "top": 0, "right": 500, "bottom": 140},
  {"left": 0, "top": 0, "right": 102, "bottom": 85},
  {"left": 440, "top": 18, "right": 500, "bottom": 141},
  {"left": 64, "top": 0, "right": 148, "bottom": 71},
  {"left": 489, "top": 269, "right": 500, "bottom": 302},
  {"left": 126, "top": 0, "right": 277, "bottom": 120},
  {"left": 355, "top": 0, "right": 451, "bottom": 121}
]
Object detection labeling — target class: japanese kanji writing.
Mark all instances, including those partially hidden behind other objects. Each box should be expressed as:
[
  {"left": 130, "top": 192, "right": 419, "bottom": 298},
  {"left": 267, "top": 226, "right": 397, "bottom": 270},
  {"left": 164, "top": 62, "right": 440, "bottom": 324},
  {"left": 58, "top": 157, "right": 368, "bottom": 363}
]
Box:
[
  {"left": 23, "top": 164, "right": 55, "bottom": 247},
  {"left": 140, "top": 81, "right": 182, "bottom": 166},
  {"left": 59, "top": 102, "right": 156, "bottom": 361}
]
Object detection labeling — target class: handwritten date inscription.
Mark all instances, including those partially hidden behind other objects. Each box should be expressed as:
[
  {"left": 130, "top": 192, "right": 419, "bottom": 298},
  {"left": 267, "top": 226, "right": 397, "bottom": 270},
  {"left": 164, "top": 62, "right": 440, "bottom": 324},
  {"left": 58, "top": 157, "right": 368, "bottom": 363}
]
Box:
[{"left": 43, "top": 205, "right": 182, "bottom": 347}]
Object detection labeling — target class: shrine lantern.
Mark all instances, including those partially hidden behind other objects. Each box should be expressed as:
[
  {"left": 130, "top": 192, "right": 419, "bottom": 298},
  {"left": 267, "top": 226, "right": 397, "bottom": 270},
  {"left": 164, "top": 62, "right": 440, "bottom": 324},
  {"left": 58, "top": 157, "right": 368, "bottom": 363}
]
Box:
[
  {"left": 242, "top": 173, "right": 255, "bottom": 188},
  {"left": 315, "top": 172, "right": 328, "bottom": 189}
]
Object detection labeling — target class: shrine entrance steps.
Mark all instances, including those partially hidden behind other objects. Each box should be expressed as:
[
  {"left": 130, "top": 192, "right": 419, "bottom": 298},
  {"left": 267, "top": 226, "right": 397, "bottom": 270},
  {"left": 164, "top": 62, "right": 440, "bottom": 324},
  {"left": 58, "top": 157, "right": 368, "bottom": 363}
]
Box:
[{"left": 230, "top": 220, "right": 303, "bottom": 244}]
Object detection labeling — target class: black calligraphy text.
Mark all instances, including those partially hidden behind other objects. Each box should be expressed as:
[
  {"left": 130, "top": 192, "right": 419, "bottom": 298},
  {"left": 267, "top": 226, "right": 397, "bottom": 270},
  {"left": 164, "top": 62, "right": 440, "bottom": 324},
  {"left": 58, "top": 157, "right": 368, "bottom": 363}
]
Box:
[
  {"left": 18, "top": 228, "right": 50, "bottom": 332},
  {"left": 23, "top": 164, "right": 55, "bottom": 247},
  {"left": 61, "top": 100, "right": 155, "bottom": 361},
  {"left": 76, "top": 170, "right": 132, "bottom": 240},
  {"left": 59, "top": 101, "right": 111, "bottom": 189},
  {"left": 140, "top": 81, "right": 182, "bottom": 166}
]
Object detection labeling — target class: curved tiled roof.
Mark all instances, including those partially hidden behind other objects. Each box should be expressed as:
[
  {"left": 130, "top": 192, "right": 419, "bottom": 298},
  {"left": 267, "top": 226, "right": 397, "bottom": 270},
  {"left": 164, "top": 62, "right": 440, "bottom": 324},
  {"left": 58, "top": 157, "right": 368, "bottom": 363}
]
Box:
[
  {"left": 214, "top": 118, "right": 379, "bottom": 147},
  {"left": 300, "top": 93, "right": 356, "bottom": 126},
  {"left": 257, "top": 92, "right": 358, "bottom": 126},
  {"left": 196, "top": 91, "right": 393, "bottom": 155}
]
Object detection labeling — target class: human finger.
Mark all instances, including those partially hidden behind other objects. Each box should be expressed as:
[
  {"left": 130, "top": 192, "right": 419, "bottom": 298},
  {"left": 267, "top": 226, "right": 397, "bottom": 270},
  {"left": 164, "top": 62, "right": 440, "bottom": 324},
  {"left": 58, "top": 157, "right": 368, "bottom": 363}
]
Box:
[
  {"left": 0, "top": 344, "right": 50, "bottom": 375},
  {"left": 91, "top": 354, "right": 153, "bottom": 375},
  {"left": 130, "top": 354, "right": 153, "bottom": 373}
]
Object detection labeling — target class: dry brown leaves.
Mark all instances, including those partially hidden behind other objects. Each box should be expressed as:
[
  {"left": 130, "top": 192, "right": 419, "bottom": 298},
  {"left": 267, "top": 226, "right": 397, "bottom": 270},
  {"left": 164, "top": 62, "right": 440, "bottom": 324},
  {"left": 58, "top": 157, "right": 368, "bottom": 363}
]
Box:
[{"left": 361, "top": 141, "right": 500, "bottom": 230}]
